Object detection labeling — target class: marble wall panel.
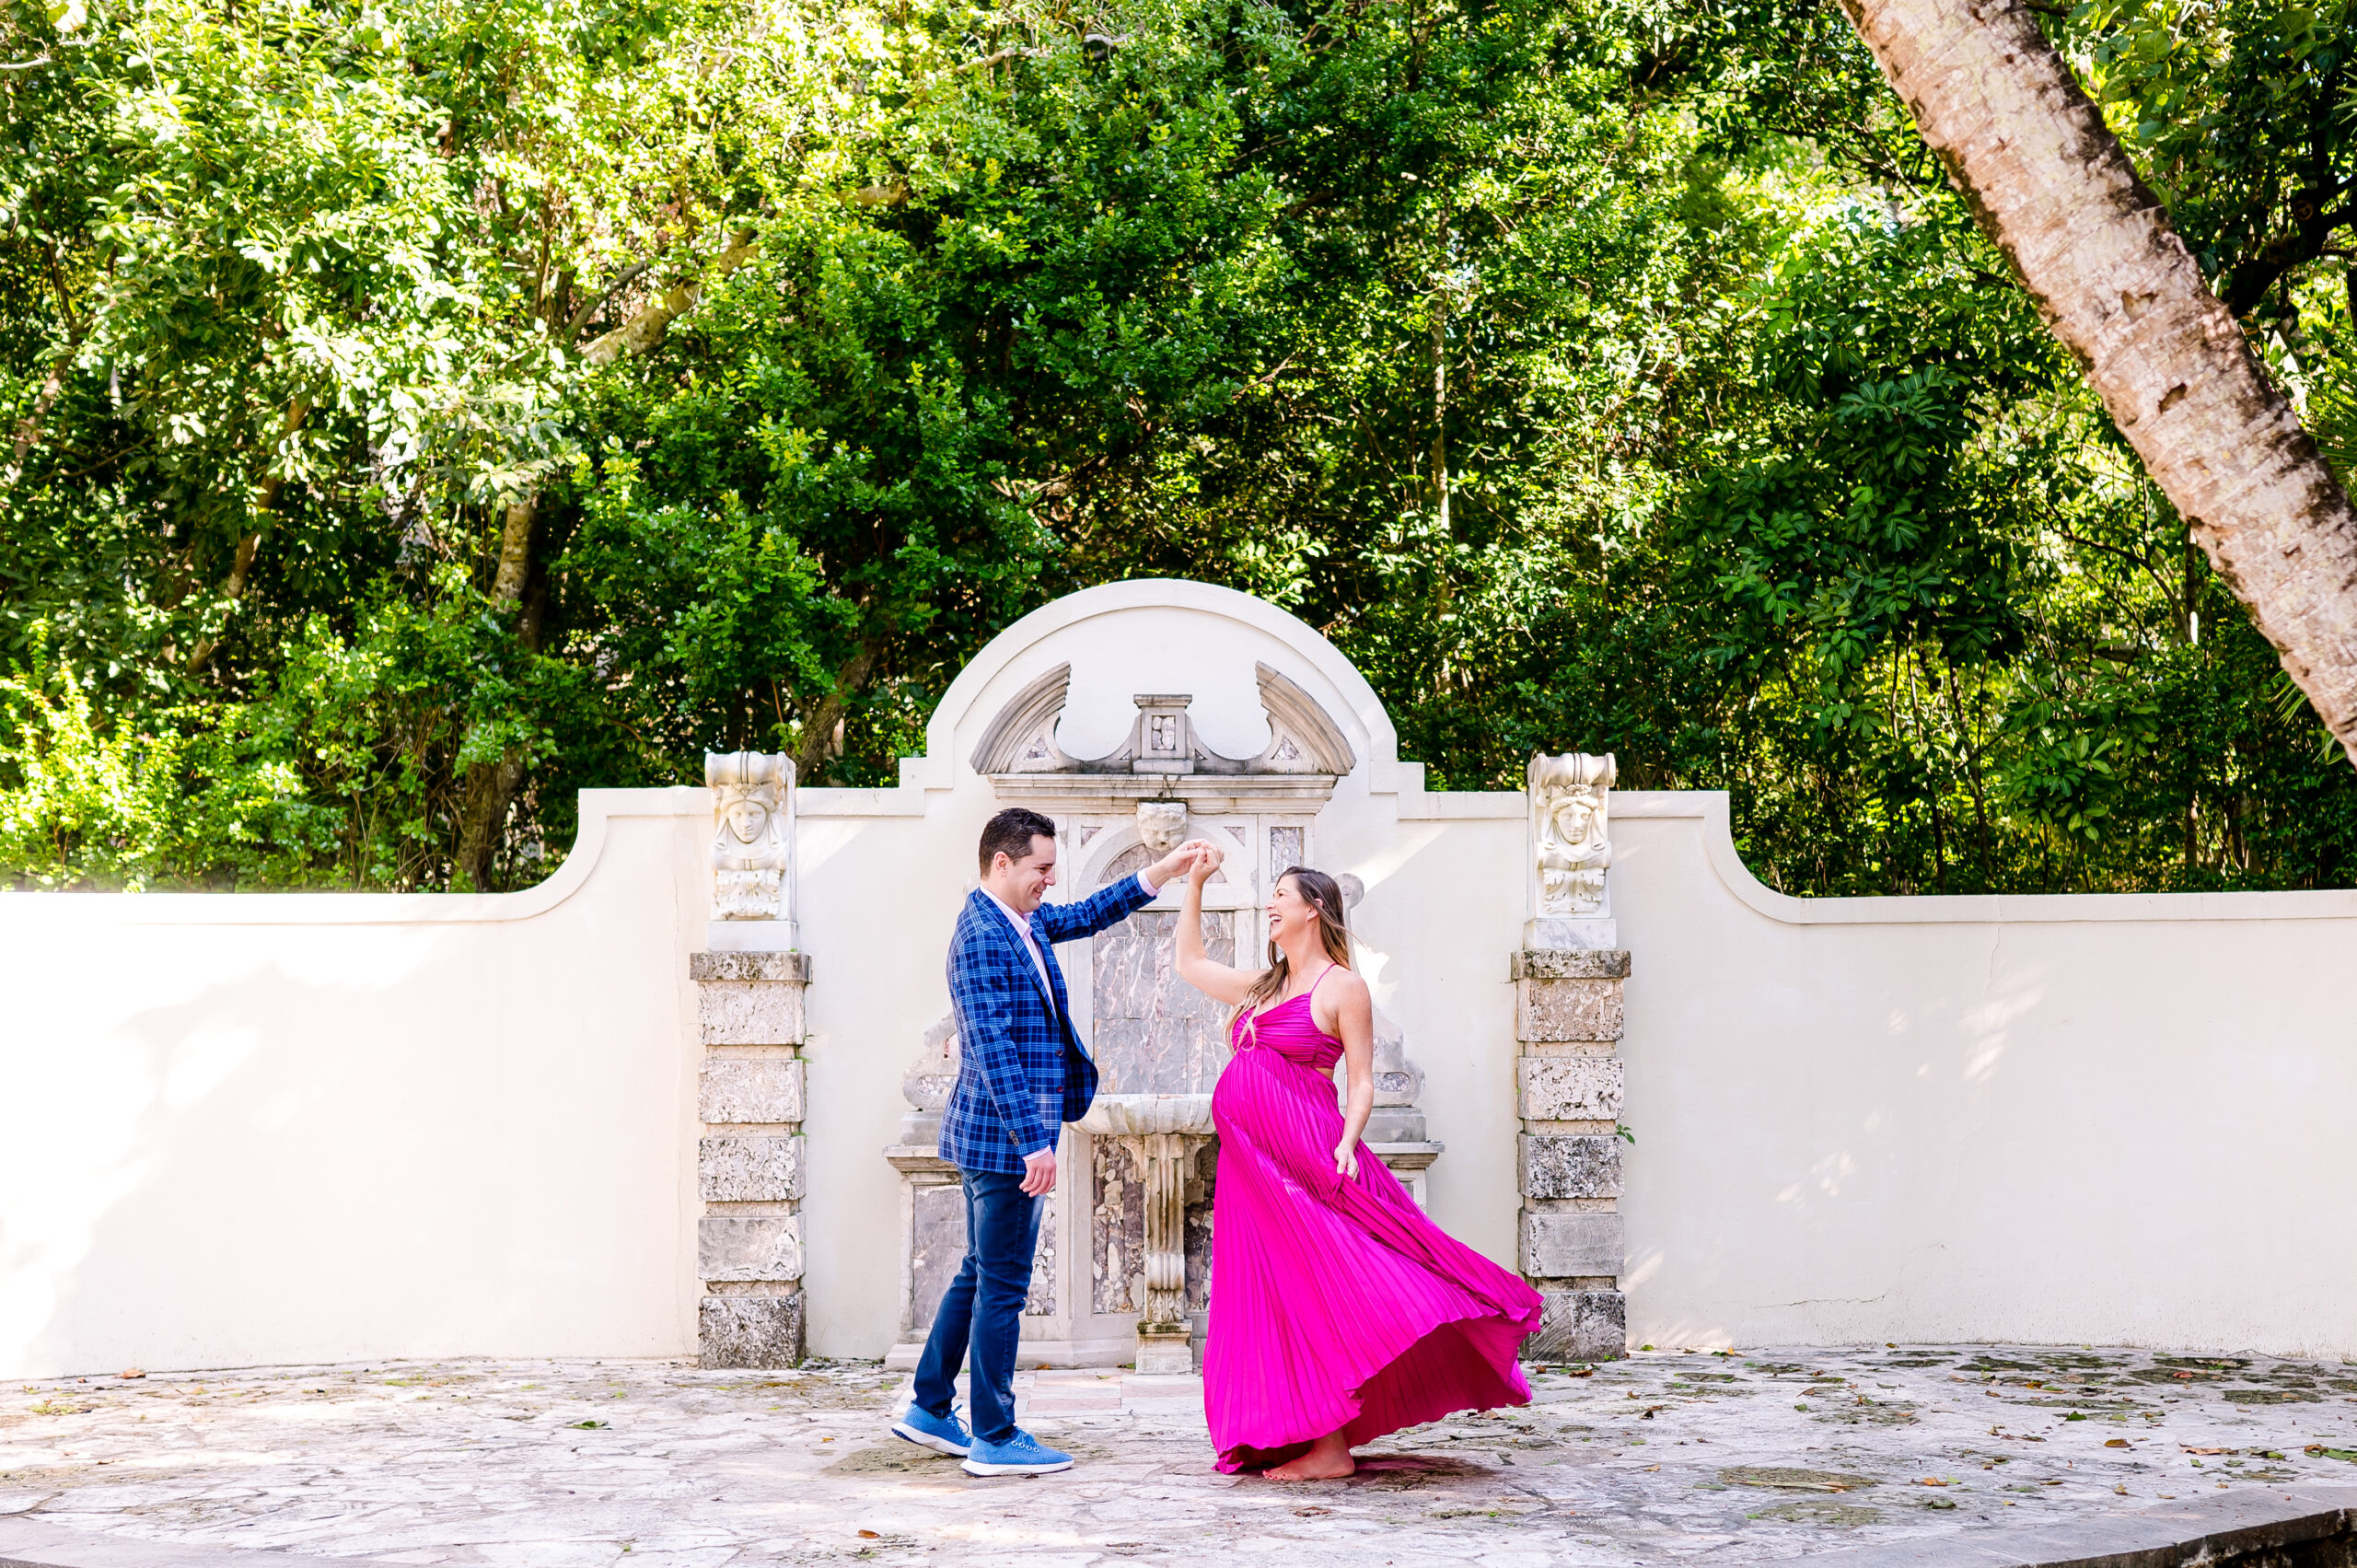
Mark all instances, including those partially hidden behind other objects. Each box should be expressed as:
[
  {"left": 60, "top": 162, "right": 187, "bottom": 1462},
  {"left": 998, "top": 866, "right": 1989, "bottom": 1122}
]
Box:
[
  {"left": 1092, "top": 911, "right": 1234, "bottom": 1094},
  {"left": 1092, "top": 1140, "right": 1144, "bottom": 1314},
  {"left": 907, "top": 1182, "right": 966, "bottom": 1336},
  {"left": 1028, "top": 1194, "right": 1058, "bottom": 1317},
  {"left": 1269, "top": 826, "right": 1303, "bottom": 879},
  {"left": 1185, "top": 1141, "right": 1217, "bottom": 1312}
]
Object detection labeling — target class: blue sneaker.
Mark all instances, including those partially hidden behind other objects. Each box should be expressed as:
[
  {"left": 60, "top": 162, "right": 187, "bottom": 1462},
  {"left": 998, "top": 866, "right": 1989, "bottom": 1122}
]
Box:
[
  {"left": 960, "top": 1428, "right": 1073, "bottom": 1477},
  {"left": 890, "top": 1403, "right": 970, "bottom": 1457}
]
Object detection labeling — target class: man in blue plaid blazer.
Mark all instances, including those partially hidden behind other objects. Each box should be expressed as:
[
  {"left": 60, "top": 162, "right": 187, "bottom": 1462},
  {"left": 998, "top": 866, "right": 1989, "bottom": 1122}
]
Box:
[{"left": 894, "top": 806, "right": 1207, "bottom": 1477}]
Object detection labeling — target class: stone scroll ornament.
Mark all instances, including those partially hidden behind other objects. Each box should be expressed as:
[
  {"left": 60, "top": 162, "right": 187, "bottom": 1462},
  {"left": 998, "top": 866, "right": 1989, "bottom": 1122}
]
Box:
[
  {"left": 707, "top": 751, "right": 794, "bottom": 922},
  {"left": 1526, "top": 751, "right": 1616, "bottom": 951}
]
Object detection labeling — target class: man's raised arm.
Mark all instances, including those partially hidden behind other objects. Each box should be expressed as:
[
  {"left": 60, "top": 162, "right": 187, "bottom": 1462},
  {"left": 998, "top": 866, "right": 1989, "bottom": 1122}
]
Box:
[{"left": 1038, "top": 842, "right": 1208, "bottom": 943}]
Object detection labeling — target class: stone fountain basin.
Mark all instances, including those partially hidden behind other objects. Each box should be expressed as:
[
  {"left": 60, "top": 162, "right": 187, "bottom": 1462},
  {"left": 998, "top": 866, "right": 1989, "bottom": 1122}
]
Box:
[{"left": 1078, "top": 1093, "right": 1215, "bottom": 1136}]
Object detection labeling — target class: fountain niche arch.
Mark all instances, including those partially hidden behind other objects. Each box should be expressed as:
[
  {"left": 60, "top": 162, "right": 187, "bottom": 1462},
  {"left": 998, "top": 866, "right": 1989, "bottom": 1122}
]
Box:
[{"left": 884, "top": 633, "right": 1444, "bottom": 1372}]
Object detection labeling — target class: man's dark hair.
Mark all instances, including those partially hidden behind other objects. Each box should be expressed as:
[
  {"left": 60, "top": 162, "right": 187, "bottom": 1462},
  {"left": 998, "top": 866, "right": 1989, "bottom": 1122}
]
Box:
[{"left": 978, "top": 807, "right": 1058, "bottom": 874}]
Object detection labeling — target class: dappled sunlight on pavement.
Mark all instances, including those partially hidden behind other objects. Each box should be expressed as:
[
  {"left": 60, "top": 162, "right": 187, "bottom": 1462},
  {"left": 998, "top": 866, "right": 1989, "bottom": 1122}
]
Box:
[{"left": 2, "top": 1347, "right": 2354, "bottom": 1564}]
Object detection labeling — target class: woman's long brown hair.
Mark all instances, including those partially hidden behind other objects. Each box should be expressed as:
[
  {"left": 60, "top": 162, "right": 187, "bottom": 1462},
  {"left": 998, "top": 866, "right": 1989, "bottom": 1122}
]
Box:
[{"left": 1234, "top": 866, "right": 1353, "bottom": 1045}]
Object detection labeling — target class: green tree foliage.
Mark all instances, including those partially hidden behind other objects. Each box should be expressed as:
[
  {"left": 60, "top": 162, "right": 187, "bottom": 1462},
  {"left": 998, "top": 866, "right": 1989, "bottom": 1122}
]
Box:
[{"left": 2, "top": 0, "right": 2352, "bottom": 893}]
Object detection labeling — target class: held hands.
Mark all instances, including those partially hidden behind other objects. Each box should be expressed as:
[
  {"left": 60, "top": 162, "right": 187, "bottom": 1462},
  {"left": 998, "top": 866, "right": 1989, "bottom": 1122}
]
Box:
[
  {"left": 1333, "top": 1139, "right": 1360, "bottom": 1181},
  {"left": 1144, "top": 838, "right": 1224, "bottom": 889},
  {"left": 1020, "top": 1146, "right": 1057, "bottom": 1197}
]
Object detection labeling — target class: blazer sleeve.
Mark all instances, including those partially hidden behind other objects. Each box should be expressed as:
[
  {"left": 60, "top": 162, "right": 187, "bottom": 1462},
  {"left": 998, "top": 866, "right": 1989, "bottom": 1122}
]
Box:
[
  {"left": 1037, "top": 871, "right": 1158, "bottom": 945},
  {"left": 947, "top": 928, "right": 1056, "bottom": 1159}
]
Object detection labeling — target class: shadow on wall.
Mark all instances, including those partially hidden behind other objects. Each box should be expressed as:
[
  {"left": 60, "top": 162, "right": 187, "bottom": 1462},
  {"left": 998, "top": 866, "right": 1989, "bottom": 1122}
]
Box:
[
  {"left": 0, "top": 941, "right": 682, "bottom": 1378},
  {"left": 1, "top": 958, "right": 464, "bottom": 1377},
  {"left": 1621, "top": 927, "right": 2063, "bottom": 1348}
]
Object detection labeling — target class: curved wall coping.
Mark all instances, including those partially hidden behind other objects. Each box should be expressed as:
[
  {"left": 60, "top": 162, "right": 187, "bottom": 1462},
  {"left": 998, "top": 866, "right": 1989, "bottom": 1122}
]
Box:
[
  {"left": 0, "top": 786, "right": 705, "bottom": 927},
  {"left": 1621, "top": 789, "right": 2357, "bottom": 925}
]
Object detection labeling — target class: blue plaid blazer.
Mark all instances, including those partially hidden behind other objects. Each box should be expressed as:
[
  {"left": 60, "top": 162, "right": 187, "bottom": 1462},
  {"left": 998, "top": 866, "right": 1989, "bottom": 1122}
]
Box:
[{"left": 939, "top": 874, "right": 1158, "bottom": 1175}]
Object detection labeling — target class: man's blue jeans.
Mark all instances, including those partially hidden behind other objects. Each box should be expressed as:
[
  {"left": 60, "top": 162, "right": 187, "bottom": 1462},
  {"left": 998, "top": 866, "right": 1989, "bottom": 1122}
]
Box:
[{"left": 911, "top": 1167, "right": 1041, "bottom": 1445}]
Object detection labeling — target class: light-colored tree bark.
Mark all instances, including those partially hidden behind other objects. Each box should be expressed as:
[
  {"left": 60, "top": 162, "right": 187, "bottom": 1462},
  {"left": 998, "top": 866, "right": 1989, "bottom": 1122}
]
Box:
[
  {"left": 580, "top": 229, "right": 760, "bottom": 365},
  {"left": 1835, "top": 0, "right": 2357, "bottom": 766}
]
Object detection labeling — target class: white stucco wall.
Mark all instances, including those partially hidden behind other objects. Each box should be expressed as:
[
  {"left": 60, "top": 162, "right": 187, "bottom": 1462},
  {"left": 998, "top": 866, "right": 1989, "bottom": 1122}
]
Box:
[
  {"left": 0, "top": 791, "right": 714, "bottom": 1379},
  {"left": 1607, "top": 794, "right": 2357, "bottom": 1360},
  {"left": 3, "top": 578, "right": 2351, "bottom": 1378}
]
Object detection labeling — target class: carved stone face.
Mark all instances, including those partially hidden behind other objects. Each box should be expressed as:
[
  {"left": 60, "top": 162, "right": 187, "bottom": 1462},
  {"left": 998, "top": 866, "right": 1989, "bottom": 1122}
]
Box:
[
  {"left": 1135, "top": 800, "right": 1187, "bottom": 854},
  {"left": 722, "top": 796, "right": 772, "bottom": 843},
  {"left": 1546, "top": 789, "right": 1597, "bottom": 843}
]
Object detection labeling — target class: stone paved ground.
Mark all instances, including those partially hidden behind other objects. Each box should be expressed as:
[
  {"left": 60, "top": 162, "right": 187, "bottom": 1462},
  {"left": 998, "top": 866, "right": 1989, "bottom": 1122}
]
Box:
[{"left": 3, "top": 1345, "right": 2355, "bottom": 1566}]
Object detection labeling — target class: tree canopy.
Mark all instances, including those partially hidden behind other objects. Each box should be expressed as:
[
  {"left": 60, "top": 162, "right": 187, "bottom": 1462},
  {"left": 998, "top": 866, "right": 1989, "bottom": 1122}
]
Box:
[{"left": 5, "top": 0, "right": 2353, "bottom": 895}]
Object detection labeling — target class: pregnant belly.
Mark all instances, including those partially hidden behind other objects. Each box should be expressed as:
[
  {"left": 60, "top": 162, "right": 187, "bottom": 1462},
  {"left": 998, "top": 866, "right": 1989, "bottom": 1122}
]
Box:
[{"left": 1213, "top": 1049, "right": 1343, "bottom": 1156}]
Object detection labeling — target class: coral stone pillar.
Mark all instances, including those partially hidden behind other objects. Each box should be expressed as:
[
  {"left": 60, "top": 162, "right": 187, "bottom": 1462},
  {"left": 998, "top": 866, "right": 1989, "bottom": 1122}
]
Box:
[
  {"left": 1514, "top": 949, "right": 1628, "bottom": 1361},
  {"left": 691, "top": 948, "right": 810, "bottom": 1367},
  {"left": 1515, "top": 750, "right": 1627, "bottom": 1363}
]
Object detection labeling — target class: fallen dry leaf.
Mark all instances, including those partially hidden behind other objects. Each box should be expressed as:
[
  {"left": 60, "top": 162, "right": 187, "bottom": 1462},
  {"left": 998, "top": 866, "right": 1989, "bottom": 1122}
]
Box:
[{"left": 2105, "top": 1439, "right": 2131, "bottom": 1449}]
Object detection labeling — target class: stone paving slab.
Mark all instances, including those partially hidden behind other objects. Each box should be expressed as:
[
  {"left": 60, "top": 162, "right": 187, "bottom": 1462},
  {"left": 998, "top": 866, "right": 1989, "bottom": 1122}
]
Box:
[{"left": 2, "top": 1346, "right": 2354, "bottom": 1566}]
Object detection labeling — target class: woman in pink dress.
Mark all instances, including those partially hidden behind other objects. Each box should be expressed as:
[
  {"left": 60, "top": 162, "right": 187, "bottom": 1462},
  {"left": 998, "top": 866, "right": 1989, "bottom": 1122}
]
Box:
[{"left": 1173, "top": 849, "right": 1542, "bottom": 1480}]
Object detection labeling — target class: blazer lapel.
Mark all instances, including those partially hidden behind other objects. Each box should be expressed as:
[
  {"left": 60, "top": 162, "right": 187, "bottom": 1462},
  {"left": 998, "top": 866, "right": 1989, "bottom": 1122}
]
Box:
[
  {"left": 1031, "top": 909, "right": 1073, "bottom": 1020},
  {"left": 976, "top": 890, "right": 1056, "bottom": 1009}
]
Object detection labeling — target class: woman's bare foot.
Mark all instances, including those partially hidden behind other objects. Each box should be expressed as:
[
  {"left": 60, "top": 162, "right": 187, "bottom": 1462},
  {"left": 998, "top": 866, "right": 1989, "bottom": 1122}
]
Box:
[{"left": 1266, "top": 1432, "right": 1355, "bottom": 1481}]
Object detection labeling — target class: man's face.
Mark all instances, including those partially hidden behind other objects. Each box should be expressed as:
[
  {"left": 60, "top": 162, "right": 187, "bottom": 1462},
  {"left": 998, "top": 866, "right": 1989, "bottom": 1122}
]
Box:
[{"left": 988, "top": 833, "right": 1058, "bottom": 913}]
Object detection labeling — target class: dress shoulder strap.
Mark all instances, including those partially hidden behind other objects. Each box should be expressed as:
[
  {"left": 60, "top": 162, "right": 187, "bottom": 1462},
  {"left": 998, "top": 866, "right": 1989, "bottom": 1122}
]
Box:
[{"left": 1306, "top": 962, "right": 1339, "bottom": 995}]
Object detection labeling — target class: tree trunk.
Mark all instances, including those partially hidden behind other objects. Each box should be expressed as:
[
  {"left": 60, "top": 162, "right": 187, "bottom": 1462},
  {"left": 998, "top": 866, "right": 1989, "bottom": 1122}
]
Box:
[
  {"left": 1836, "top": 0, "right": 2357, "bottom": 767},
  {"left": 1429, "top": 308, "right": 1450, "bottom": 538},
  {"left": 790, "top": 635, "right": 885, "bottom": 785},
  {"left": 453, "top": 495, "right": 540, "bottom": 891},
  {"left": 6, "top": 354, "right": 70, "bottom": 483},
  {"left": 455, "top": 228, "right": 766, "bottom": 888},
  {"left": 187, "top": 399, "right": 309, "bottom": 676},
  {"left": 580, "top": 229, "right": 759, "bottom": 366}
]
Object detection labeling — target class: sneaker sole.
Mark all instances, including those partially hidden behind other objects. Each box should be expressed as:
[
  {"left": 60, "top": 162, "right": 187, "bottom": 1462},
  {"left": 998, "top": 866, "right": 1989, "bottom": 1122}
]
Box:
[
  {"left": 890, "top": 1421, "right": 970, "bottom": 1458},
  {"left": 959, "top": 1457, "right": 1073, "bottom": 1476}
]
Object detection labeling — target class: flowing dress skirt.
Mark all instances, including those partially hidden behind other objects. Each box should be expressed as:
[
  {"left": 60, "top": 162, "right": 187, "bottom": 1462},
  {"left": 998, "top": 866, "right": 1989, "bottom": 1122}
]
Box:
[{"left": 1202, "top": 995, "right": 1543, "bottom": 1471}]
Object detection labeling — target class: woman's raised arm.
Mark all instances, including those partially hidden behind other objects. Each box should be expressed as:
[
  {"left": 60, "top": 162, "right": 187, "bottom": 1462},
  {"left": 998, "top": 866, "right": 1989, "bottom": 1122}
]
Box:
[{"left": 1173, "top": 842, "right": 1258, "bottom": 1007}]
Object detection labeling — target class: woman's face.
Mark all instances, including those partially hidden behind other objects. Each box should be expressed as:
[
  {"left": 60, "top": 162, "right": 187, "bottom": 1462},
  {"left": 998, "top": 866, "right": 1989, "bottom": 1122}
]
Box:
[{"left": 1267, "top": 874, "right": 1319, "bottom": 945}]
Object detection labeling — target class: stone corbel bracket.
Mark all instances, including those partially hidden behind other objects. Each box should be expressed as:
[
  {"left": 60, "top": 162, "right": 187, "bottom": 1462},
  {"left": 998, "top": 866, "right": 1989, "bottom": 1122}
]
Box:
[
  {"left": 1513, "top": 947, "right": 1628, "bottom": 1363},
  {"left": 706, "top": 749, "right": 797, "bottom": 953},
  {"left": 691, "top": 949, "right": 811, "bottom": 1367},
  {"left": 1526, "top": 750, "right": 1616, "bottom": 952}
]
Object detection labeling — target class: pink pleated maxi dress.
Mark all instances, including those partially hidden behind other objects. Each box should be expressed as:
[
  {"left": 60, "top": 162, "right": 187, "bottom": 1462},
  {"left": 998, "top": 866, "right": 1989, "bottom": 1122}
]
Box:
[{"left": 1202, "top": 970, "right": 1544, "bottom": 1471}]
